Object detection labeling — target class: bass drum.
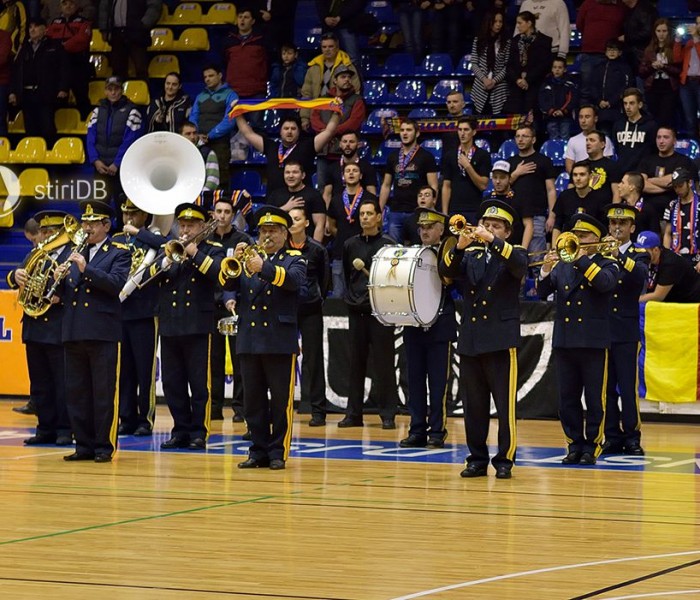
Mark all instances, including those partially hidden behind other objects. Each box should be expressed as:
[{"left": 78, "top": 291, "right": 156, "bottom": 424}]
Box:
[{"left": 368, "top": 245, "right": 442, "bottom": 327}]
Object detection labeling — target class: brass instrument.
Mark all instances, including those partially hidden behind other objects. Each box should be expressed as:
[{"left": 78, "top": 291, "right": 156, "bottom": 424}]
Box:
[
  {"left": 221, "top": 242, "right": 269, "bottom": 279},
  {"left": 529, "top": 231, "right": 620, "bottom": 267},
  {"left": 42, "top": 220, "right": 89, "bottom": 307},
  {"left": 18, "top": 215, "right": 87, "bottom": 317},
  {"left": 448, "top": 214, "right": 480, "bottom": 239}
]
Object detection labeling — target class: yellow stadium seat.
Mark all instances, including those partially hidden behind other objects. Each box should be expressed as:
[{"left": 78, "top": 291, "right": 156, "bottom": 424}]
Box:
[
  {"left": 171, "top": 3, "right": 204, "bottom": 24},
  {"left": 124, "top": 80, "right": 150, "bottom": 105},
  {"left": 0, "top": 137, "right": 10, "bottom": 163},
  {"left": 148, "top": 54, "right": 181, "bottom": 78},
  {"left": 175, "top": 27, "right": 209, "bottom": 51},
  {"left": 203, "top": 3, "right": 236, "bottom": 24},
  {"left": 90, "top": 29, "right": 112, "bottom": 52},
  {"left": 149, "top": 27, "right": 176, "bottom": 50},
  {"left": 158, "top": 4, "right": 172, "bottom": 24},
  {"left": 89, "top": 80, "right": 104, "bottom": 105},
  {"left": 9, "top": 137, "right": 48, "bottom": 163},
  {"left": 90, "top": 53, "right": 112, "bottom": 78},
  {"left": 46, "top": 137, "right": 86, "bottom": 164},
  {"left": 19, "top": 168, "right": 50, "bottom": 197},
  {"left": 8, "top": 111, "right": 25, "bottom": 134},
  {"left": 55, "top": 108, "right": 88, "bottom": 135}
]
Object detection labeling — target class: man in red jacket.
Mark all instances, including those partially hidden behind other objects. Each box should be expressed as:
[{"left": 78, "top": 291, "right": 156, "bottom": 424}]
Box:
[{"left": 224, "top": 8, "right": 267, "bottom": 99}]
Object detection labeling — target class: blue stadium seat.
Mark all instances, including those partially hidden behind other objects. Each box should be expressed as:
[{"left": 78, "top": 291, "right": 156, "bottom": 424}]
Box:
[
  {"left": 416, "top": 53, "right": 454, "bottom": 77},
  {"left": 361, "top": 107, "right": 396, "bottom": 134},
  {"left": 368, "top": 0, "right": 397, "bottom": 24},
  {"left": 497, "top": 139, "right": 518, "bottom": 159},
  {"left": 657, "top": 0, "right": 687, "bottom": 17},
  {"left": 230, "top": 170, "right": 265, "bottom": 197},
  {"left": 675, "top": 139, "right": 700, "bottom": 159},
  {"left": 569, "top": 25, "right": 581, "bottom": 49},
  {"left": 475, "top": 138, "right": 491, "bottom": 153},
  {"left": 262, "top": 109, "right": 280, "bottom": 134},
  {"left": 407, "top": 107, "right": 437, "bottom": 118},
  {"left": 247, "top": 148, "right": 266, "bottom": 164},
  {"left": 386, "top": 79, "right": 426, "bottom": 104},
  {"left": 555, "top": 171, "right": 570, "bottom": 194},
  {"left": 427, "top": 79, "right": 464, "bottom": 105},
  {"left": 364, "top": 80, "right": 390, "bottom": 103},
  {"left": 362, "top": 54, "right": 382, "bottom": 78},
  {"left": 381, "top": 52, "right": 415, "bottom": 78},
  {"left": 455, "top": 54, "right": 473, "bottom": 76},
  {"left": 422, "top": 138, "right": 442, "bottom": 163},
  {"left": 297, "top": 26, "right": 322, "bottom": 50},
  {"left": 371, "top": 138, "right": 401, "bottom": 166},
  {"left": 541, "top": 139, "right": 567, "bottom": 166},
  {"left": 357, "top": 142, "right": 371, "bottom": 160}
]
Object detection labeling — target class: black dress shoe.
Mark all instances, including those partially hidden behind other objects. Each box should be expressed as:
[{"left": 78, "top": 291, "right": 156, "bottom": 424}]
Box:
[
  {"left": 495, "top": 466, "right": 512, "bottom": 479},
  {"left": 188, "top": 438, "right": 206, "bottom": 450},
  {"left": 338, "top": 417, "right": 363, "bottom": 428},
  {"left": 63, "top": 452, "right": 94, "bottom": 461},
  {"left": 624, "top": 443, "right": 645, "bottom": 456},
  {"left": 133, "top": 426, "right": 152, "bottom": 437},
  {"left": 426, "top": 438, "right": 445, "bottom": 449},
  {"left": 13, "top": 403, "right": 37, "bottom": 415},
  {"left": 210, "top": 409, "right": 224, "bottom": 421},
  {"left": 242, "top": 430, "right": 252, "bottom": 441},
  {"left": 460, "top": 464, "right": 488, "bottom": 478},
  {"left": 308, "top": 416, "right": 326, "bottom": 427},
  {"left": 160, "top": 437, "right": 189, "bottom": 449},
  {"left": 94, "top": 455, "right": 112, "bottom": 463},
  {"left": 238, "top": 457, "right": 269, "bottom": 469},
  {"left": 24, "top": 434, "right": 56, "bottom": 445},
  {"left": 269, "top": 459, "right": 286, "bottom": 470},
  {"left": 232, "top": 413, "right": 245, "bottom": 423},
  {"left": 400, "top": 435, "right": 427, "bottom": 448},
  {"left": 562, "top": 451, "right": 582, "bottom": 465},
  {"left": 55, "top": 435, "right": 73, "bottom": 446},
  {"left": 601, "top": 441, "right": 624, "bottom": 455},
  {"left": 579, "top": 452, "right": 596, "bottom": 465},
  {"left": 118, "top": 424, "right": 135, "bottom": 436},
  {"left": 381, "top": 418, "right": 396, "bottom": 430}
]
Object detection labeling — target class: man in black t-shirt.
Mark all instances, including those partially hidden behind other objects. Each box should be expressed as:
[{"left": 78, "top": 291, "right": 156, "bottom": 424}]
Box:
[
  {"left": 266, "top": 161, "right": 326, "bottom": 241},
  {"left": 638, "top": 231, "right": 700, "bottom": 302},
  {"left": 552, "top": 161, "right": 609, "bottom": 240},
  {"left": 618, "top": 171, "right": 661, "bottom": 238},
  {"left": 235, "top": 112, "right": 340, "bottom": 193},
  {"left": 322, "top": 130, "right": 377, "bottom": 204},
  {"left": 379, "top": 119, "right": 439, "bottom": 242},
  {"left": 662, "top": 167, "right": 700, "bottom": 270},
  {"left": 441, "top": 115, "right": 491, "bottom": 223},
  {"left": 484, "top": 160, "right": 532, "bottom": 248},
  {"left": 639, "top": 127, "right": 695, "bottom": 217},
  {"left": 586, "top": 130, "right": 621, "bottom": 204}
]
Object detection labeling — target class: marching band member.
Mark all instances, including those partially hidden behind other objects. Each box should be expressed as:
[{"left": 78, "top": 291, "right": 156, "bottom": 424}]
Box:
[
  {"left": 151, "top": 203, "right": 224, "bottom": 451},
  {"left": 602, "top": 204, "right": 649, "bottom": 456},
  {"left": 400, "top": 208, "right": 456, "bottom": 449},
  {"left": 7, "top": 211, "right": 73, "bottom": 446},
  {"left": 537, "top": 214, "right": 619, "bottom": 466},
  {"left": 339, "top": 198, "right": 398, "bottom": 429},
  {"left": 440, "top": 200, "right": 527, "bottom": 479},
  {"left": 223, "top": 206, "right": 306, "bottom": 470},
  {"left": 112, "top": 198, "right": 165, "bottom": 437},
  {"left": 56, "top": 201, "right": 131, "bottom": 462}
]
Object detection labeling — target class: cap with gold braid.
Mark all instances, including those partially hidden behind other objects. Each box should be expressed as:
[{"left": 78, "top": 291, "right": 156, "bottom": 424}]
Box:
[
  {"left": 416, "top": 207, "right": 446, "bottom": 226},
  {"left": 479, "top": 199, "right": 518, "bottom": 225},
  {"left": 33, "top": 210, "right": 68, "bottom": 229},
  {"left": 567, "top": 213, "right": 606, "bottom": 238},
  {"left": 120, "top": 197, "right": 143, "bottom": 213},
  {"left": 79, "top": 200, "right": 113, "bottom": 222},
  {"left": 603, "top": 203, "right": 638, "bottom": 221},
  {"left": 254, "top": 205, "right": 292, "bottom": 228},
  {"left": 175, "top": 202, "right": 206, "bottom": 222}
]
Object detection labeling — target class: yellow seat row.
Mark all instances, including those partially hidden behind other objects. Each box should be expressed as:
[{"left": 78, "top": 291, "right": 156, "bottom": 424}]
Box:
[
  {"left": 7, "top": 110, "right": 88, "bottom": 135},
  {"left": 149, "top": 27, "right": 210, "bottom": 51},
  {"left": 159, "top": 2, "right": 236, "bottom": 25},
  {"left": 0, "top": 137, "right": 85, "bottom": 164},
  {"left": 88, "top": 80, "right": 150, "bottom": 106},
  {"left": 91, "top": 54, "right": 180, "bottom": 79}
]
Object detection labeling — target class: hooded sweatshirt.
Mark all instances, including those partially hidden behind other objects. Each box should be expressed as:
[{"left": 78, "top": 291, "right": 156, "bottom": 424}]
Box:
[{"left": 612, "top": 113, "right": 658, "bottom": 173}]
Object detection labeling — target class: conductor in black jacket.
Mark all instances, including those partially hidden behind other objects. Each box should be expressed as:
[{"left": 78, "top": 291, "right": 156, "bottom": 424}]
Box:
[
  {"left": 537, "top": 213, "right": 619, "bottom": 466},
  {"left": 440, "top": 200, "right": 528, "bottom": 479}
]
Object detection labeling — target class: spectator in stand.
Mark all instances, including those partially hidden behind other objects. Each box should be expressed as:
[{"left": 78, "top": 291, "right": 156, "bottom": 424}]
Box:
[
  {"left": 586, "top": 130, "right": 621, "bottom": 203},
  {"left": 638, "top": 127, "right": 694, "bottom": 218},
  {"left": 620, "top": 0, "right": 657, "bottom": 78},
  {"left": 316, "top": 0, "right": 366, "bottom": 67},
  {"left": 428, "top": 0, "right": 465, "bottom": 63},
  {"left": 378, "top": 118, "right": 439, "bottom": 242},
  {"left": 441, "top": 115, "right": 491, "bottom": 223},
  {"left": 503, "top": 11, "right": 553, "bottom": 117},
  {"left": 679, "top": 16, "right": 700, "bottom": 139},
  {"left": 470, "top": 9, "right": 510, "bottom": 116},
  {"left": 97, "top": 0, "right": 162, "bottom": 80},
  {"left": 180, "top": 121, "right": 220, "bottom": 192},
  {"left": 42, "top": 0, "right": 95, "bottom": 22},
  {"left": 235, "top": 112, "right": 340, "bottom": 193},
  {"left": 45, "top": 0, "right": 92, "bottom": 119},
  {"left": 576, "top": 0, "right": 627, "bottom": 95},
  {"left": 638, "top": 230, "right": 700, "bottom": 302},
  {"left": 639, "top": 19, "right": 682, "bottom": 128},
  {"left": 146, "top": 72, "right": 192, "bottom": 134},
  {"left": 322, "top": 130, "right": 377, "bottom": 205},
  {"left": 392, "top": 0, "right": 428, "bottom": 63},
  {"left": 618, "top": 171, "right": 661, "bottom": 237},
  {"left": 9, "top": 18, "right": 68, "bottom": 145},
  {"left": 0, "top": 29, "right": 10, "bottom": 135},
  {"left": 580, "top": 39, "right": 633, "bottom": 136},
  {"left": 0, "top": 0, "right": 26, "bottom": 54},
  {"left": 564, "top": 105, "right": 615, "bottom": 174},
  {"left": 613, "top": 87, "right": 657, "bottom": 175},
  {"left": 403, "top": 184, "right": 438, "bottom": 245},
  {"left": 663, "top": 167, "right": 700, "bottom": 272},
  {"left": 190, "top": 65, "right": 238, "bottom": 191},
  {"left": 518, "top": 0, "right": 570, "bottom": 58},
  {"left": 310, "top": 65, "right": 366, "bottom": 191},
  {"left": 300, "top": 32, "right": 360, "bottom": 131},
  {"left": 86, "top": 76, "right": 142, "bottom": 203},
  {"left": 269, "top": 42, "right": 307, "bottom": 100},
  {"left": 441, "top": 90, "right": 470, "bottom": 163},
  {"left": 538, "top": 57, "right": 579, "bottom": 140},
  {"left": 485, "top": 160, "right": 533, "bottom": 249}
]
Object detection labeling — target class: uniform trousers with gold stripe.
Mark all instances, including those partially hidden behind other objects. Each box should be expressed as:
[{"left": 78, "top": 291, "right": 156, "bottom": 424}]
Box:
[
  {"left": 555, "top": 347, "right": 607, "bottom": 457},
  {"left": 239, "top": 353, "right": 296, "bottom": 463},
  {"left": 64, "top": 340, "right": 120, "bottom": 458},
  {"left": 119, "top": 317, "right": 157, "bottom": 432},
  {"left": 460, "top": 348, "right": 517, "bottom": 470}
]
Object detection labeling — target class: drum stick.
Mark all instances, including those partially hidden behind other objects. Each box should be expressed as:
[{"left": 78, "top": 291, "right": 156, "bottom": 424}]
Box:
[{"left": 352, "top": 258, "right": 370, "bottom": 277}]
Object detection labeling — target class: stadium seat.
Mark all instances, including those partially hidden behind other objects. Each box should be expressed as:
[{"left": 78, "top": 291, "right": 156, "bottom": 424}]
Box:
[
  {"left": 88, "top": 80, "right": 104, "bottom": 105},
  {"left": 9, "top": 137, "right": 48, "bottom": 163},
  {"left": 230, "top": 171, "right": 265, "bottom": 197},
  {"left": 248, "top": 148, "right": 266, "bottom": 164},
  {"left": 657, "top": 0, "right": 687, "bottom": 17},
  {"left": 361, "top": 107, "right": 396, "bottom": 134},
  {"left": 368, "top": 0, "right": 397, "bottom": 24},
  {"left": 675, "top": 138, "right": 700, "bottom": 159},
  {"left": 19, "top": 168, "right": 49, "bottom": 197},
  {"left": 362, "top": 54, "right": 382, "bottom": 78},
  {"left": 555, "top": 171, "right": 570, "bottom": 194},
  {"left": 381, "top": 52, "right": 415, "bottom": 77},
  {"left": 364, "top": 80, "right": 390, "bottom": 103},
  {"left": 202, "top": 2, "right": 236, "bottom": 24},
  {"left": 371, "top": 138, "right": 401, "bottom": 166},
  {"left": 176, "top": 28, "right": 210, "bottom": 51},
  {"left": 428, "top": 79, "right": 464, "bottom": 105},
  {"left": 150, "top": 28, "right": 176, "bottom": 51},
  {"left": 148, "top": 54, "right": 181, "bottom": 78},
  {"left": 124, "top": 80, "right": 150, "bottom": 105},
  {"left": 416, "top": 53, "right": 453, "bottom": 77},
  {"left": 455, "top": 54, "right": 473, "bottom": 76},
  {"left": 497, "top": 138, "right": 518, "bottom": 159},
  {"left": 90, "top": 29, "right": 111, "bottom": 52},
  {"left": 7, "top": 111, "right": 25, "bottom": 134},
  {"left": 262, "top": 109, "right": 280, "bottom": 134},
  {"left": 170, "top": 3, "right": 204, "bottom": 24},
  {"left": 90, "top": 54, "right": 112, "bottom": 78},
  {"left": 387, "top": 79, "right": 426, "bottom": 104},
  {"left": 541, "top": 139, "right": 567, "bottom": 166},
  {"left": 297, "top": 27, "right": 322, "bottom": 50},
  {"left": 569, "top": 25, "right": 581, "bottom": 49},
  {"left": 55, "top": 108, "right": 88, "bottom": 135},
  {"left": 0, "top": 137, "right": 9, "bottom": 163},
  {"left": 421, "top": 138, "right": 442, "bottom": 162},
  {"left": 47, "top": 137, "right": 86, "bottom": 164},
  {"left": 357, "top": 142, "right": 371, "bottom": 160},
  {"left": 407, "top": 107, "right": 437, "bottom": 118},
  {"left": 475, "top": 138, "right": 491, "bottom": 153}
]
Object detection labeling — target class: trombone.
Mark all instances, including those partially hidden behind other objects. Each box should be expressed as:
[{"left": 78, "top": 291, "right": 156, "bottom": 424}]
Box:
[{"left": 529, "top": 232, "right": 620, "bottom": 267}]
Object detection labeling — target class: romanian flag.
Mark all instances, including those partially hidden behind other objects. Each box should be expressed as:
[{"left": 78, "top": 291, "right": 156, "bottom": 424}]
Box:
[
  {"left": 638, "top": 302, "right": 700, "bottom": 403},
  {"left": 227, "top": 97, "right": 343, "bottom": 120}
]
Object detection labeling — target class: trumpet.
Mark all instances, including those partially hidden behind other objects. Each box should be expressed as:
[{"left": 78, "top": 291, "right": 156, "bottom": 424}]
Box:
[
  {"left": 221, "top": 241, "right": 270, "bottom": 279},
  {"left": 448, "top": 215, "right": 481, "bottom": 239},
  {"left": 529, "top": 232, "right": 620, "bottom": 267}
]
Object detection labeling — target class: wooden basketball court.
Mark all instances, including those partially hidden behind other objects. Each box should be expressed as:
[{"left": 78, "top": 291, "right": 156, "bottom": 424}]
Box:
[{"left": 1, "top": 401, "right": 699, "bottom": 599}]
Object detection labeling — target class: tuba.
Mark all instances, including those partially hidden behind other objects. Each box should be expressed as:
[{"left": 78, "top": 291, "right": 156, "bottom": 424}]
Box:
[{"left": 18, "top": 215, "right": 86, "bottom": 317}]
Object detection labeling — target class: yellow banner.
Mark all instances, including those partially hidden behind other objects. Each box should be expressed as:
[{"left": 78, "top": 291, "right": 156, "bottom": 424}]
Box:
[{"left": 0, "top": 290, "right": 29, "bottom": 396}]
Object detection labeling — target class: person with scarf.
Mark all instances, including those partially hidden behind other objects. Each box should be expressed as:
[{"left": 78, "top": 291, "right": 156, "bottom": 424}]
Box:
[
  {"left": 146, "top": 72, "right": 192, "bottom": 133},
  {"left": 663, "top": 167, "right": 700, "bottom": 272},
  {"left": 470, "top": 9, "right": 510, "bottom": 116}
]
